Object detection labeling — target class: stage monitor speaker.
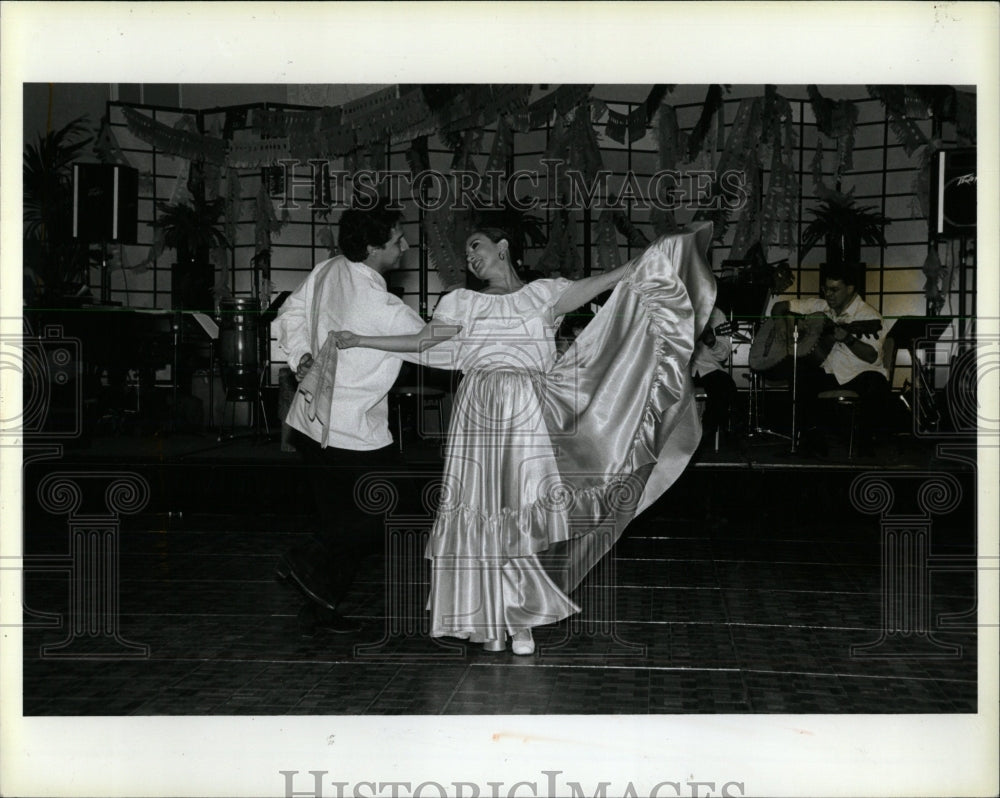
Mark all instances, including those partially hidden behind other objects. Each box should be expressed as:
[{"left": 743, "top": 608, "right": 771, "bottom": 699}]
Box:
[
  {"left": 72, "top": 164, "right": 139, "bottom": 244},
  {"left": 929, "top": 148, "right": 976, "bottom": 238}
]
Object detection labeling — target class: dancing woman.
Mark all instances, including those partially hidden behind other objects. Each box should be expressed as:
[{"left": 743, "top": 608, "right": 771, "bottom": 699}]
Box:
[{"left": 336, "top": 224, "right": 716, "bottom": 655}]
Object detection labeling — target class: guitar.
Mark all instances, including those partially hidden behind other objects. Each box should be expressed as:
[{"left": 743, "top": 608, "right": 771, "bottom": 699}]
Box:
[
  {"left": 749, "top": 314, "right": 882, "bottom": 372},
  {"left": 798, "top": 316, "right": 882, "bottom": 366}
]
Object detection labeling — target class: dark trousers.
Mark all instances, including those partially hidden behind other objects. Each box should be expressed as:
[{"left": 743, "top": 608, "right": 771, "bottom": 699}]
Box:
[
  {"left": 793, "top": 364, "right": 891, "bottom": 444},
  {"left": 289, "top": 430, "right": 399, "bottom": 606},
  {"left": 693, "top": 369, "right": 736, "bottom": 436}
]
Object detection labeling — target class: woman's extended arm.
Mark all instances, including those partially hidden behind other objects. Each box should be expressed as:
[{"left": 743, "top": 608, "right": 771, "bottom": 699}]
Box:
[
  {"left": 335, "top": 322, "right": 461, "bottom": 353},
  {"left": 552, "top": 262, "right": 630, "bottom": 318}
]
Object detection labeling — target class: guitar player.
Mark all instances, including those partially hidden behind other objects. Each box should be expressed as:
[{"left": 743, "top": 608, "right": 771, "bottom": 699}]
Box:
[{"left": 770, "top": 265, "right": 891, "bottom": 457}]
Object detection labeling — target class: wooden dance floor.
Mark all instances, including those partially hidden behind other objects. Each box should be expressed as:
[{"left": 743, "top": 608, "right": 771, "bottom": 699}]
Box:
[{"left": 19, "top": 428, "right": 978, "bottom": 715}]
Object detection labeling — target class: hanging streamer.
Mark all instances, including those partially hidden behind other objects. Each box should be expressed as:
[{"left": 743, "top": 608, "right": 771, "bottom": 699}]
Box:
[
  {"left": 643, "top": 85, "right": 673, "bottom": 123},
  {"left": 807, "top": 85, "right": 858, "bottom": 182},
  {"left": 759, "top": 120, "right": 799, "bottom": 253},
  {"left": 605, "top": 109, "right": 627, "bottom": 144},
  {"left": 406, "top": 136, "right": 430, "bottom": 180},
  {"left": 212, "top": 246, "right": 231, "bottom": 303},
  {"left": 168, "top": 158, "right": 193, "bottom": 207},
  {"left": 811, "top": 137, "right": 826, "bottom": 193},
  {"left": 222, "top": 107, "right": 248, "bottom": 140},
  {"left": 867, "top": 85, "right": 929, "bottom": 156},
  {"left": 255, "top": 182, "right": 283, "bottom": 256},
  {"left": 484, "top": 116, "right": 513, "bottom": 176},
  {"left": 537, "top": 211, "right": 581, "bottom": 279},
  {"left": 911, "top": 144, "right": 935, "bottom": 220},
  {"left": 122, "top": 107, "right": 228, "bottom": 164},
  {"left": 652, "top": 104, "right": 681, "bottom": 233},
  {"left": 423, "top": 207, "right": 466, "bottom": 290},
  {"left": 729, "top": 158, "right": 762, "bottom": 259},
  {"left": 655, "top": 105, "right": 680, "bottom": 171},
  {"left": 955, "top": 90, "right": 976, "bottom": 142},
  {"left": 627, "top": 106, "right": 647, "bottom": 143},
  {"left": 536, "top": 212, "right": 566, "bottom": 276},
  {"left": 224, "top": 168, "right": 241, "bottom": 260},
  {"left": 686, "top": 84, "right": 724, "bottom": 162},
  {"left": 93, "top": 118, "right": 131, "bottom": 166},
  {"left": 590, "top": 99, "right": 609, "bottom": 125},
  {"left": 450, "top": 127, "right": 482, "bottom": 172},
  {"left": 594, "top": 210, "right": 621, "bottom": 273},
  {"left": 715, "top": 97, "right": 726, "bottom": 162},
  {"left": 693, "top": 97, "right": 761, "bottom": 244},
  {"left": 227, "top": 137, "right": 292, "bottom": 168},
  {"left": 526, "top": 85, "right": 593, "bottom": 129},
  {"left": 570, "top": 107, "right": 605, "bottom": 184}
]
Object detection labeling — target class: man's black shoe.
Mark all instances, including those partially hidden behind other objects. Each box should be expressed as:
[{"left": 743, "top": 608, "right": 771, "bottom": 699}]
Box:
[
  {"left": 297, "top": 603, "right": 364, "bottom": 636},
  {"left": 276, "top": 552, "right": 339, "bottom": 611}
]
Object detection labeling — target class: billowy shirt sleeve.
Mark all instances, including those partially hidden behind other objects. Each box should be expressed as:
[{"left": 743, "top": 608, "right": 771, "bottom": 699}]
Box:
[{"left": 275, "top": 278, "right": 312, "bottom": 371}]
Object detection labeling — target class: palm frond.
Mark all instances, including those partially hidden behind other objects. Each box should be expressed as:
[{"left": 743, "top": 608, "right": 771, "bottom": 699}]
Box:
[{"left": 799, "top": 197, "right": 889, "bottom": 260}]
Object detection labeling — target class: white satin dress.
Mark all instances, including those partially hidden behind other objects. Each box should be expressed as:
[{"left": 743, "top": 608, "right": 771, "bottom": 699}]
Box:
[{"left": 419, "top": 223, "right": 717, "bottom": 646}]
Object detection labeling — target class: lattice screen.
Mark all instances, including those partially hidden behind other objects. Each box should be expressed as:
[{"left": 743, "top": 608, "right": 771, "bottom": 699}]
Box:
[{"left": 100, "top": 87, "right": 972, "bottom": 393}]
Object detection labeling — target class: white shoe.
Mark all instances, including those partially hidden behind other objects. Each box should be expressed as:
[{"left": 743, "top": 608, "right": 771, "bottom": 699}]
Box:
[{"left": 511, "top": 630, "right": 535, "bottom": 656}]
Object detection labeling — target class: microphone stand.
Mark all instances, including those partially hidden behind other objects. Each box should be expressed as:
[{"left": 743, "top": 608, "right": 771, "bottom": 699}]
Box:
[
  {"left": 790, "top": 318, "right": 799, "bottom": 454},
  {"left": 169, "top": 311, "right": 181, "bottom": 435}
]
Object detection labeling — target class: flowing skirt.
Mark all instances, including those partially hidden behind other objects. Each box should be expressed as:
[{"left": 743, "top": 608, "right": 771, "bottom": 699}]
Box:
[{"left": 425, "top": 223, "right": 717, "bottom": 644}]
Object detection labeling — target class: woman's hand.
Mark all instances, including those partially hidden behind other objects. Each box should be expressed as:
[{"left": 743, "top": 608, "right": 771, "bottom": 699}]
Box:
[{"left": 334, "top": 330, "right": 362, "bottom": 349}]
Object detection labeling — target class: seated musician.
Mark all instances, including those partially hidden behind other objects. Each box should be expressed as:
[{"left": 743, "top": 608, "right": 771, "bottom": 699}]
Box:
[
  {"left": 770, "top": 265, "right": 891, "bottom": 456},
  {"left": 691, "top": 306, "right": 737, "bottom": 447}
]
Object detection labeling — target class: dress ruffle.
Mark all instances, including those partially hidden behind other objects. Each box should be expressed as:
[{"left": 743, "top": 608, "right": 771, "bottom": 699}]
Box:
[{"left": 425, "top": 224, "right": 716, "bottom": 639}]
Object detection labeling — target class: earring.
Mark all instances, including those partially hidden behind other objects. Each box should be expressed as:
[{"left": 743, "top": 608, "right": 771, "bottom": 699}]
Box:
[{"left": 500, "top": 252, "right": 506, "bottom": 261}]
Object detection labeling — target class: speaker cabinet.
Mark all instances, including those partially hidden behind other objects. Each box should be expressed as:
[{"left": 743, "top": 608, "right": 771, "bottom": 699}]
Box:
[
  {"left": 72, "top": 164, "right": 139, "bottom": 243},
  {"left": 929, "top": 148, "right": 976, "bottom": 238}
]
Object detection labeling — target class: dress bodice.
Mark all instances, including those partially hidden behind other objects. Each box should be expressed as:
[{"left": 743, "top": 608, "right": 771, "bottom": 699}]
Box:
[{"left": 431, "top": 279, "right": 571, "bottom": 373}]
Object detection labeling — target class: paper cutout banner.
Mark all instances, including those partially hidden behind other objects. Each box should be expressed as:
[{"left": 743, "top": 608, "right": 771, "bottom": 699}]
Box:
[{"left": 122, "top": 107, "right": 228, "bottom": 165}]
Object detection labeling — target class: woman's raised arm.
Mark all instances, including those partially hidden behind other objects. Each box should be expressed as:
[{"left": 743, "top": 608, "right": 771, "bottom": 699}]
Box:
[{"left": 552, "top": 262, "right": 631, "bottom": 318}]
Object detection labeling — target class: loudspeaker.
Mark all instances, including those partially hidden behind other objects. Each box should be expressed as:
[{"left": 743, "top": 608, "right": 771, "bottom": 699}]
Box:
[
  {"left": 929, "top": 148, "right": 976, "bottom": 238},
  {"left": 72, "top": 164, "right": 139, "bottom": 243}
]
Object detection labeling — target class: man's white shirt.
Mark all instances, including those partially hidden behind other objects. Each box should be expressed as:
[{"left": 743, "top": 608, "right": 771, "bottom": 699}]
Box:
[
  {"left": 784, "top": 294, "right": 888, "bottom": 384},
  {"left": 275, "top": 255, "right": 425, "bottom": 450}
]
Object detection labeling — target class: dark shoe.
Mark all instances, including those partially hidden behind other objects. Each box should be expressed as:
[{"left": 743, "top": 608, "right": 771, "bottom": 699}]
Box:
[
  {"left": 298, "top": 603, "right": 364, "bottom": 635},
  {"left": 276, "top": 552, "right": 338, "bottom": 611}
]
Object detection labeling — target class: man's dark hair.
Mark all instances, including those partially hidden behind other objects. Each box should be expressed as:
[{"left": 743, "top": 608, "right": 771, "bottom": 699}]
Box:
[
  {"left": 337, "top": 198, "right": 403, "bottom": 262},
  {"left": 822, "top": 264, "right": 857, "bottom": 288}
]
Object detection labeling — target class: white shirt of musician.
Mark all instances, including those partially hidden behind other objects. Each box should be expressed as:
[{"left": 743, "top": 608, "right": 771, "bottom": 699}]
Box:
[
  {"left": 785, "top": 294, "right": 888, "bottom": 384},
  {"left": 275, "top": 255, "right": 425, "bottom": 450}
]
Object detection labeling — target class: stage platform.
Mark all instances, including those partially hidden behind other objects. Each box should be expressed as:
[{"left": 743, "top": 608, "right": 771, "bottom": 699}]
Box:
[{"left": 16, "top": 426, "right": 980, "bottom": 716}]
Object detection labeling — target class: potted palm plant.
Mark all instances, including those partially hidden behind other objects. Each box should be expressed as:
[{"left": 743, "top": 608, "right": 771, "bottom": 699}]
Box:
[
  {"left": 23, "top": 116, "right": 93, "bottom": 305},
  {"left": 153, "top": 188, "right": 228, "bottom": 311},
  {"left": 800, "top": 194, "right": 890, "bottom": 267}
]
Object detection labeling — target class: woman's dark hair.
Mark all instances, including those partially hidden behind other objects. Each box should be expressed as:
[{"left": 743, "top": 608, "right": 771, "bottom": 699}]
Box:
[
  {"left": 470, "top": 227, "right": 524, "bottom": 270},
  {"left": 467, "top": 225, "right": 543, "bottom": 286},
  {"left": 338, "top": 198, "right": 403, "bottom": 262}
]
